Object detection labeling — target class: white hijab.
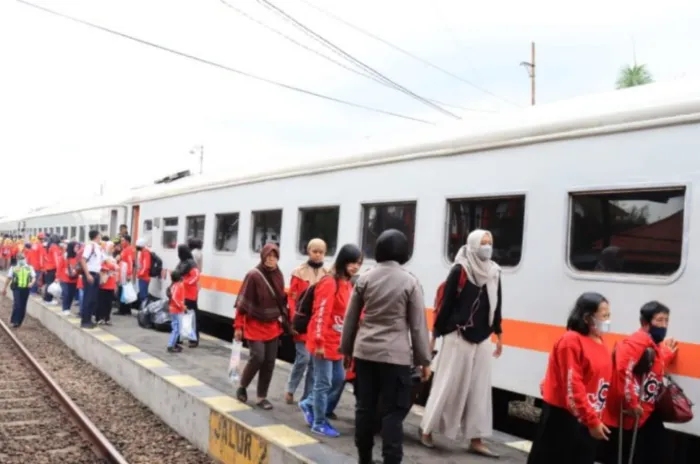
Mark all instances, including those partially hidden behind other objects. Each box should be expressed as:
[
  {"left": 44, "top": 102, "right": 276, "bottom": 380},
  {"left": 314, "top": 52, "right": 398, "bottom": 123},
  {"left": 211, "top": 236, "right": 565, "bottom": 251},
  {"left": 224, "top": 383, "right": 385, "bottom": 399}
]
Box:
[{"left": 453, "top": 229, "right": 501, "bottom": 326}]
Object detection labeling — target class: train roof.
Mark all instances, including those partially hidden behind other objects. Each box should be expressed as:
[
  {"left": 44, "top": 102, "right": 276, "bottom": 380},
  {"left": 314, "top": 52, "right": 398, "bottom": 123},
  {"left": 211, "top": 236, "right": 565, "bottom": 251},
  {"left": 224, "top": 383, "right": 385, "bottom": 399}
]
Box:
[
  {"left": 126, "top": 78, "right": 700, "bottom": 204},
  {"left": 0, "top": 192, "right": 130, "bottom": 224}
]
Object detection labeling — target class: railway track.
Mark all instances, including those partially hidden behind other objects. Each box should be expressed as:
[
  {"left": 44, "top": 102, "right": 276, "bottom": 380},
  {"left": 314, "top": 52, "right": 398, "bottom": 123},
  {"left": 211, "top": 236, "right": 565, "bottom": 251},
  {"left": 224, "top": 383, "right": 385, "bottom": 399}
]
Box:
[{"left": 0, "top": 317, "right": 129, "bottom": 464}]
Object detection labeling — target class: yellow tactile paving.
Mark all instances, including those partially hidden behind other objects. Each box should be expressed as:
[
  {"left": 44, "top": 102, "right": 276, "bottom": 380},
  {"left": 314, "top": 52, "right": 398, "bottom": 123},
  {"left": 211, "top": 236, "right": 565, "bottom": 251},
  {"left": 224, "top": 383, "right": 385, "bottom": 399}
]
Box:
[
  {"left": 134, "top": 357, "right": 167, "bottom": 368},
  {"left": 95, "top": 333, "right": 120, "bottom": 342},
  {"left": 202, "top": 395, "right": 251, "bottom": 413},
  {"left": 67, "top": 317, "right": 81, "bottom": 325},
  {"left": 253, "top": 424, "right": 318, "bottom": 447},
  {"left": 506, "top": 440, "right": 533, "bottom": 453},
  {"left": 112, "top": 344, "right": 141, "bottom": 354},
  {"left": 164, "top": 375, "right": 203, "bottom": 388}
]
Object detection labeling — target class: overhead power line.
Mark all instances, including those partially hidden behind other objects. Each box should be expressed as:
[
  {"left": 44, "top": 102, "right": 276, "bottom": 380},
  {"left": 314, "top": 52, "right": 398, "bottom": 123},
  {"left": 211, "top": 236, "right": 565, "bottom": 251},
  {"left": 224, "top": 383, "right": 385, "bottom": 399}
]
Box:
[
  {"left": 220, "top": 0, "right": 493, "bottom": 113},
  {"left": 255, "top": 0, "right": 462, "bottom": 120},
  {"left": 16, "top": 0, "right": 435, "bottom": 125},
  {"left": 297, "top": 0, "right": 519, "bottom": 107}
]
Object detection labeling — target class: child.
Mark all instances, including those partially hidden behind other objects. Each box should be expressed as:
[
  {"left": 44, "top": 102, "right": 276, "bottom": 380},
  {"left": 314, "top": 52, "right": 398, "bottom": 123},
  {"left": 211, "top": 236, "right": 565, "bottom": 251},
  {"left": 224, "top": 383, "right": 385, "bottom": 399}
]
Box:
[
  {"left": 167, "top": 270, "right": 185, "bottom": 353},
  {"left": 2, "top": 253, "right": 36, "bottom": 328}
]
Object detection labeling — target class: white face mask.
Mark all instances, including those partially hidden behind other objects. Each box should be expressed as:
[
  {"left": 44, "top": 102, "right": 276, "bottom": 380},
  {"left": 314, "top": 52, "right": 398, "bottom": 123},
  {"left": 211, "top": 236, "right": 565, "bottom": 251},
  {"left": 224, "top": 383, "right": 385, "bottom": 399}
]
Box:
[
  {"left": 476, "top": 245, "right": 493, "bottom": 261},
  {"left": 595, "top": 319, "right": 611, "bottom": 334}
]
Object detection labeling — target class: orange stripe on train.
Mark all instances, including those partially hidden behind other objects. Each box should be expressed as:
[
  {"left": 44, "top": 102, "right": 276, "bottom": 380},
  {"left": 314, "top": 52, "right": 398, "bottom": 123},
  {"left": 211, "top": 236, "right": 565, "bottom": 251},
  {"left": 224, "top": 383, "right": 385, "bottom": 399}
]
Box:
[{"left": 194, "top": 273, "right": 700, "bottom": 380}]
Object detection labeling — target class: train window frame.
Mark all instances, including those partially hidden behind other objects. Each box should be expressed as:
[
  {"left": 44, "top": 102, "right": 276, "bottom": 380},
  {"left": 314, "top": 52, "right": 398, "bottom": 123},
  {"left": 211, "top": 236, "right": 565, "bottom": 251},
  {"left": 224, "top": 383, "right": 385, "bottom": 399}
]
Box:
[
  {"left": 565, "top": 184, "right": 689, "bottom": 285},
  {"left": 359, "top": 200, "right": 418, "bottom": 262},
  {"left": 162, "top": 217, "right": 179, "bottom": 250},
  {"left": 443, "top": 194, "right": 527, "bottom": 269},
  {"left": 213, "top": 212, "right": 240, "bottom": 254},
  {"left": 143, "top": 220, "right": 153, "bottom": 233},
  {"left": 185, "top": 215, "right": 206, "bottom": 244},
  {"left": 250, "top": 209, "right": 283, "bottom": 253},
  {"left": 296, "top": 205, "right": 341, "bottom": 257}
]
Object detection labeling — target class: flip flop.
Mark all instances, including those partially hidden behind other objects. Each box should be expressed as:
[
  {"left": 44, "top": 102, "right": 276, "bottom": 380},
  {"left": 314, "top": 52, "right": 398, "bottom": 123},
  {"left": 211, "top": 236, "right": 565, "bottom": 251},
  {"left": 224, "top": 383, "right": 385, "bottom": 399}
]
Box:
[
  {"left": 257, "top": 399, "right": 273, "bottom": 410},
  {"left": 468, "top": 444, "right": 500, "bottom": 458}
]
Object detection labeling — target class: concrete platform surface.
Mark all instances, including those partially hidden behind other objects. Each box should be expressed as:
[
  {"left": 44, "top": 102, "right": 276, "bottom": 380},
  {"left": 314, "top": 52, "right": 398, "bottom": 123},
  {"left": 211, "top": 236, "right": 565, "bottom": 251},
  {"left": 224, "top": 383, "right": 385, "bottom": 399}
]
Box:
[{"left": 14, "top": 286, "right": 531, "bottom": 464}]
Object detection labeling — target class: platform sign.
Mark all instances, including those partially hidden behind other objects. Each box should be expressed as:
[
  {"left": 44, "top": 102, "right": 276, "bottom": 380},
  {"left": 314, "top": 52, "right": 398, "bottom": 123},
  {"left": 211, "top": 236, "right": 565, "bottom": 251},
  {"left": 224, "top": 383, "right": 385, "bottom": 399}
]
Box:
[{"left": 209, "top": 410, "right": 269, "bottom": 464}]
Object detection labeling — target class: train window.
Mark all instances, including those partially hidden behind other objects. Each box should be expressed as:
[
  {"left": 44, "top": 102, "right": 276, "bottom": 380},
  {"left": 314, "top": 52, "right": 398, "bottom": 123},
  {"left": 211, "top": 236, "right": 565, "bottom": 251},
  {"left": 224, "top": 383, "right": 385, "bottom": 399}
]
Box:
[
  {"left": 215, "top": 213, "right": 239, "bottom": 252},
  {"left": 446, "top": 196, "right": 526, "bottom": 266},
  {"left": 62, "top": 227, "right": 68, "bottom": 238},
  {"left": 186, "top": 215, "right": 206, "bottom": 243},
  {"left": 298, "top": 207, "right": 340, "bottom": 255},
  {"left": 569, "top": 188, "right": 685, "bottom": 276},
  {"left": 251, "top": 209, "right": 282, "bottom": 252},
  {"left": 100, "top": 224, "right": 108, "bottom": 234},
  {"left": 79, "top": 226, "right": 86, "bottom": 243},
  {"left": 70, "top": 226, "right": 77, "bottom": 240},
  {"left": 162, "top": 217, "right": 179, "bottom": 249},
  {"left": 143, "top": 220, "right": 153, "bottom": 232},
  {"left": 361, "top": 202, "right": 417, "bottom": 260}
]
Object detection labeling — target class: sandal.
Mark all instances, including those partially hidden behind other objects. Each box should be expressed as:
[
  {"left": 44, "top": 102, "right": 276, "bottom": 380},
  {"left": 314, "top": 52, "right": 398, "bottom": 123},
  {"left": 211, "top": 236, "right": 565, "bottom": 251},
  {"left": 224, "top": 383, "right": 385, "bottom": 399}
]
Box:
[
  {"left": 468, "top": 443, "right": 499, "bottom": 458},
  {"left": 236, "top": 387, "right": 248, "bottom": 403},
  {"left": 419, "top": 429, "right": 435, "bottom": 449},
  {"left": 256, "top": 399, "right": 273, "bottom": 410}
]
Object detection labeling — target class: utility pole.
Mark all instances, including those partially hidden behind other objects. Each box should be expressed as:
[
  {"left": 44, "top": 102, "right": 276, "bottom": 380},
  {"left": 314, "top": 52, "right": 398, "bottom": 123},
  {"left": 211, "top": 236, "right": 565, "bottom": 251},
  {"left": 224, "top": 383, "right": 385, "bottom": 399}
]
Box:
[
  {"left": 190, "top": 145, "right": 204, "bottom": 174},
  {"left": 520, "top": 41, "right": 536, "bottom": 105}
]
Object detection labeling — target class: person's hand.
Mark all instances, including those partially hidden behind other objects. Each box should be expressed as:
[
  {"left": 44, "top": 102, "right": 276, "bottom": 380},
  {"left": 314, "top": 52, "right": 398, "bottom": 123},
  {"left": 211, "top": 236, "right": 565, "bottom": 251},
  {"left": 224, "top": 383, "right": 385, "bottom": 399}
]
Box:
[
  {"left": 234, "top": 329, "right": 243, "bottom": 342},
  {"left": 589, "top": 422, "right": 610, "bottom": 440},
  {"left": 86, "top": 274, "right": 94, "bottom": 285},
  {"left": 626, "top": 405, "right": 644, "bottom": 418},
  {"left": 314, "top": 347, "right": 325, "bottom": 358},
  {"left": 343, "top": 356, "right": 353, "bottom": 370},
  {"left": 420, "top": 365, "right": 431, "bottom": 382},
  {"left": 493, "top": 340, "right": 503, "bottom": 358},
  {"left": 665, "top": 337, "right": 678, "bottom": 353}
]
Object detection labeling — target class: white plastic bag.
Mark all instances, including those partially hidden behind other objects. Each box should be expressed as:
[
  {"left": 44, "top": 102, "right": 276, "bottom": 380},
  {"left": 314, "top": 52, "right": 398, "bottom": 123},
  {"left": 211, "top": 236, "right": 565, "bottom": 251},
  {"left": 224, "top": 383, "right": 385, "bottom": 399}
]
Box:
[
  {"left": 228, "top": 340, "right": 243, "bottom": 383},
  {"left": 48, "top": 281, "right": 62, "bottom": 299},
  {"left": 180, "top": 310, "right": 197, "bottom": 341},
  {"left": 121, "top": 282, "right": 138, "bottom": 304}
]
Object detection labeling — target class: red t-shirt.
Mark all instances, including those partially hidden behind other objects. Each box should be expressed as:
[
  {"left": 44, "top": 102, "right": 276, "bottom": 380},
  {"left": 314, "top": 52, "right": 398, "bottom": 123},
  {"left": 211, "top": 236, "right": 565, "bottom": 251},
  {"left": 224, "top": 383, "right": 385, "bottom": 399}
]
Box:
[
  {"left": 305, "top": 276, "right": 352, "bottom": 362},
  {"left": 288, "top": 275, "right": 310, "bottom": 343},
  {"left": 541, "top": 330, "right": 613, "bottom": 428},
  {"left": 137, "top": 248, "right": 152, "bottom": 282},
  {"left": 169, "top": 282, "right": 186, "bottom": 314}
]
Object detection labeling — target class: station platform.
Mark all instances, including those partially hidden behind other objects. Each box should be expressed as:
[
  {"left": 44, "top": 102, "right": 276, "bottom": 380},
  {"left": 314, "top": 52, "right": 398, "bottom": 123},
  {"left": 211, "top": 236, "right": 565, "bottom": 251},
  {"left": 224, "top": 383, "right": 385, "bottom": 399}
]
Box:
[{"left": 17, "top": 288, "right": 531, "bottom": 463}]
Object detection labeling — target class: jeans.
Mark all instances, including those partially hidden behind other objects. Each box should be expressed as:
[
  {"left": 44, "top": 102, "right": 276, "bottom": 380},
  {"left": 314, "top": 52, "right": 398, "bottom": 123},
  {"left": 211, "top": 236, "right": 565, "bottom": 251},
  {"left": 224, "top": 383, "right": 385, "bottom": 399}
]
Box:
[
  {"left": 286, "top": 342, "right": 314, "bottom": 400},
  {"left": 81, "top": 272, "right": 100, "bottom": 327},
  {"left": 61, "top": 282, "right": 77, "bottom": 311},
  {"left": 43, "top": 269, "right": 56, "bottom": 302},
  {"left": 301, "top": 357, "right": 345, "bottom": 428},
  {"left": 11, "top": 288, "right": 30, "bottom": 326},
  {"left": 354, "top": 359, "right": 412, "bottom": 464},
  {"left": 168, "top": 313, "right": 182, "bottom": 348},
  {"left": 138, "top": 279, "right": 149, "bottom": 302},
  {"left": 78, "top": 289, "right": 84, "bottom": 316}
]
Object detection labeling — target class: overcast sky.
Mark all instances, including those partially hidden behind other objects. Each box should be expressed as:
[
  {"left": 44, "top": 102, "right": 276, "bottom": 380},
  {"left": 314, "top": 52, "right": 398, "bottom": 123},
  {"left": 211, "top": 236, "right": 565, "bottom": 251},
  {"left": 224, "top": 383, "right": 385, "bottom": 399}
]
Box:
[{"left": 1, "top": 0, "right": 698, "bottom": 217}]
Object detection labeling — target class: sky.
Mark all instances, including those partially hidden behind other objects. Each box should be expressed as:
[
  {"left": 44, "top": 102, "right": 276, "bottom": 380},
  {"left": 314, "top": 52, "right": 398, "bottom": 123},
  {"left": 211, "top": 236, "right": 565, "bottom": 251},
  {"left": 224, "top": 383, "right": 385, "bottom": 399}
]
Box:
[{"left": 1, "top": 0, "right": 699, "bottom": 217}]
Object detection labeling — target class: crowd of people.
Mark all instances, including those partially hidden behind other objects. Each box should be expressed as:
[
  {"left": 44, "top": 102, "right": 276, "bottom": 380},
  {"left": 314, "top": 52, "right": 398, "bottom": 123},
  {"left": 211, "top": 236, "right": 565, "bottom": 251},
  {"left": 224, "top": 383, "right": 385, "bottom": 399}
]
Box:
[{"left": 1, "top": 225, "right": 683, "bottom": 464}]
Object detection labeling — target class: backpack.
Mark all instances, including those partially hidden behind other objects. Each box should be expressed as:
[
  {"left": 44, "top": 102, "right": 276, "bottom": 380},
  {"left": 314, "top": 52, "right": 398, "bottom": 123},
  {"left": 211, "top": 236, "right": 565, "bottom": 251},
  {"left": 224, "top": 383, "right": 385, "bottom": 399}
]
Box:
[
  {"left": 149, "top": 252, "right": 163, "bottom": 278},
  {"left": 433, "top": 267, "right": 468, "bottom": 315},
  {"left": 292, "top": 275, "right": 336, "bottom": 334},
  {"left": 11, "top": 265, "right": 32, "bottom": 290}
]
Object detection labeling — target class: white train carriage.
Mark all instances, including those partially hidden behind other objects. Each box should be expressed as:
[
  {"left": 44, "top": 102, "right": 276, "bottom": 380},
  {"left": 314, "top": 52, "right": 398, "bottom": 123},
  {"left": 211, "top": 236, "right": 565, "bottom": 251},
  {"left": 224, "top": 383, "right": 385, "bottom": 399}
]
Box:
[{"left": 3, "top": 79, "right": 700, "bottom": 443}]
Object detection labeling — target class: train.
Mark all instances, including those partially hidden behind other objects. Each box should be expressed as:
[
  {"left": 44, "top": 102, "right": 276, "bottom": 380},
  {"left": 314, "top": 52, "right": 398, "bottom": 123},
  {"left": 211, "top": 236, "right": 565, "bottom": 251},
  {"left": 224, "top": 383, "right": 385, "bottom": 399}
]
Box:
[{"left": 2, "top": 79, "right": 700, "bottom": 453}]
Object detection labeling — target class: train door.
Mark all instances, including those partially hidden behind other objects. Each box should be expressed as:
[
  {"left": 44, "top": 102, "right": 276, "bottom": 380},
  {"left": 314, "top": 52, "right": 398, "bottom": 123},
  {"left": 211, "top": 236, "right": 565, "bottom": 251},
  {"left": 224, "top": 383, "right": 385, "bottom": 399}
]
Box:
[{"left": 131, "top": 205, "right": 140, "bottom": 241}]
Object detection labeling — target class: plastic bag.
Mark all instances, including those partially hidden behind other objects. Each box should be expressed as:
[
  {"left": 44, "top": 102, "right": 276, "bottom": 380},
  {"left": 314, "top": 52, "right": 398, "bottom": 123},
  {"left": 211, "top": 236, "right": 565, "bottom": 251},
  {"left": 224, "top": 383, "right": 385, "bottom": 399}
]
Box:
[
  {"left": 121, "top": 282, "right": 137, "bottom": 305},
  {"left": 180, "top": 310, "right": 197, "bottom": 341},
  {"left": 137, "top": 308, "right": 153, "bottom": 329},
  {"left": 228, "top": 340, "right": 243, "bottom": 383},
  {"left": 48, "top": 281, "right": 62, "bottom": 298}
]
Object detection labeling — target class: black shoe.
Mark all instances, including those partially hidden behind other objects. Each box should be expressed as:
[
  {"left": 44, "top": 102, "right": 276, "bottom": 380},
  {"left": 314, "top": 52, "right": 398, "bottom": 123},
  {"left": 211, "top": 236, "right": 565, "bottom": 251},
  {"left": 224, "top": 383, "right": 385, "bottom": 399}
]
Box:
[{"left": 326, "top": 412, "right": 338, "bottom": 420}]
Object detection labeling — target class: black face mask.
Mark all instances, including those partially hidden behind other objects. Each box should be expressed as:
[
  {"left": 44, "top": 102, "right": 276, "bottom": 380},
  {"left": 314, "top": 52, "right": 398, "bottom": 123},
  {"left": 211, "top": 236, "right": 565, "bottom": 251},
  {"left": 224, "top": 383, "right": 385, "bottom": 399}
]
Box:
[{"left": 136, "top": 247, "right": 143, "bottom": 252}]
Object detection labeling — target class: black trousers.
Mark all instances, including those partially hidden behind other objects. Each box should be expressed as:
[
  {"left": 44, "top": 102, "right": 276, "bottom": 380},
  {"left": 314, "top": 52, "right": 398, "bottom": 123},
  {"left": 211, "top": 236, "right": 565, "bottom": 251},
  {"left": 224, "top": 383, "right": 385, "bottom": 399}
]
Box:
[
  {"left": 97, "top": 288, "right": 114, "bottom": 322},
  {"left": 598, "top": 410, "right": 668, "bottom": 464},
  {"left": 354, "top": 359, "right": 412, "bottom": 464},
  {"left": 527, "top": 402, "right": 599, "bottom": 464}
]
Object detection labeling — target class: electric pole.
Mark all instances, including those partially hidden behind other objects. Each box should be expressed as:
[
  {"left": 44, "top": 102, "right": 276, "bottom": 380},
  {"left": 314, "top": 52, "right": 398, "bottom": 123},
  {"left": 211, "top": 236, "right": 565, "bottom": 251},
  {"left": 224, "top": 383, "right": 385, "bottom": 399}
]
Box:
[
  {"left": 520, "top": 42, "right": 536, "bottom": 105},
  {"left": 190, "top": 145, "right": 204, "bottom": 174}
]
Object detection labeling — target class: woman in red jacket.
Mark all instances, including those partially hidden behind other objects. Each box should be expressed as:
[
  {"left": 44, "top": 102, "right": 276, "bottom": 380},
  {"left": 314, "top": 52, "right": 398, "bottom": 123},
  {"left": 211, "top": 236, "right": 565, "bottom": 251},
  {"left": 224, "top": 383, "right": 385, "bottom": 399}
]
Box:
[
  {"left": 527, "top": 292, "right": 613, "bottom": 464},
  {"left": 299, "top": 244, "right": 362, "bottom": 438},
  {"left": 58, "top": 241, "right": 79, "bottom": 316},
  {"left": 284, "top": 238, "right": 329, "bottom": 405},
  {"left": 599, "top": 301, "right": 678, "bottom": 464}
]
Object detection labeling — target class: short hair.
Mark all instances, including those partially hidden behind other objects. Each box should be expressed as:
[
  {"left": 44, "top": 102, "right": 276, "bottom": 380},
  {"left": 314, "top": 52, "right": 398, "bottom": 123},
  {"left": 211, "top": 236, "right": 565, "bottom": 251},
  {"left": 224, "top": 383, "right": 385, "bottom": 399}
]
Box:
[
  {"left": 170, "top": 270, "right": 182, "bottom": 282},
  {"left": 566, "top": 292, "right": 608, "bottom": 335},
  {"left": 88, "top": 230, "right": 100, "bottom": 241},
  {"left": 640, "top": 301, "right": 670, "bottom": 325},
  {"left": 375, "top": 229, "right": 410, "bottom": 265}
]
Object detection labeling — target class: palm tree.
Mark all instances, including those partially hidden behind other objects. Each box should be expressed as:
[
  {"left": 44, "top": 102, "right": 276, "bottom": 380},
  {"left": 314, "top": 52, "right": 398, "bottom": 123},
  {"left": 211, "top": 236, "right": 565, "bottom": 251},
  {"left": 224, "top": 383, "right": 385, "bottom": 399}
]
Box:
[{"left": 616, "top": 63, "right": 654, "bottom": 89}]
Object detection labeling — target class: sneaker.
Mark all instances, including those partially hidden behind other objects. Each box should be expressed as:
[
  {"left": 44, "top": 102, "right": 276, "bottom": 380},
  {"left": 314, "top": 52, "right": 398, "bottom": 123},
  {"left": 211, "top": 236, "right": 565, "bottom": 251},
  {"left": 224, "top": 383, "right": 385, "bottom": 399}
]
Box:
[
  {"left": 299, "top": 402, "right": 314, "bottom": 427},
  {"left": 80, "top": 323, "right": 96, "bottom": 329},
  {"left": 167, "top": 346, "right": 183, "bottom": 353},
  {"left": 97, "top": 320, "right": 105, "bottom": 325},
  {"left": 61, "top": 310, "right": 70, "bottom": 316},
  {"left": 310, "top": 422, "right": 340, "bottom": 438}
]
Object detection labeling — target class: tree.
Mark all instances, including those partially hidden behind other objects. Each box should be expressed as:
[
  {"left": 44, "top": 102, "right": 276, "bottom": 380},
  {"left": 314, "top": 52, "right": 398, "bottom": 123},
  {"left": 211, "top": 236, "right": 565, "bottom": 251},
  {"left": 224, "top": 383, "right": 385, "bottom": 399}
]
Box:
[{"left": 616, "top": 63, "right": 654, "bottom": 89}]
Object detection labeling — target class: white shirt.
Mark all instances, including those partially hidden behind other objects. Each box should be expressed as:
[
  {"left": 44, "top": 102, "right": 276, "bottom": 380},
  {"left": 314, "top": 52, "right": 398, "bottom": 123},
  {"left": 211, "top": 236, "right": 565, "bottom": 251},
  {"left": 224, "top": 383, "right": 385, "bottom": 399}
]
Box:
[
  {"left": 82, "top": 241, "right": 105, "bottom": 273},
  {"left": 7, "top": 264, "right": 36, "bottom": 281}
]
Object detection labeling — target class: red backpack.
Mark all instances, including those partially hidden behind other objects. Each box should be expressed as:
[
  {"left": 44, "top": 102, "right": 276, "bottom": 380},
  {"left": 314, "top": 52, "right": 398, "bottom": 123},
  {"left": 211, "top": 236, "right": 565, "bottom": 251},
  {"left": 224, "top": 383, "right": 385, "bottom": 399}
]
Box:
[{"left": 433, "top": 267, "right": 468, "bottom": 315}]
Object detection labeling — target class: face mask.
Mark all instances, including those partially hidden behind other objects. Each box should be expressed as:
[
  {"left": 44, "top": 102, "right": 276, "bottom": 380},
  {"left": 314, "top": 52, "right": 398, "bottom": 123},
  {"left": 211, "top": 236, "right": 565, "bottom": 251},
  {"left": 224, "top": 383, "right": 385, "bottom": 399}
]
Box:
[
  {"left": 595, "top": 319, "right": 611, "bottom": 334},
  {"left": 649, "top": 326, "right": 667, "bottom": 344},
  {"left": 18, "top": 259, "right": 26, "bottom": 266},
  {"left": 476, "top": 245, "right": 493, "bottom": 261}
]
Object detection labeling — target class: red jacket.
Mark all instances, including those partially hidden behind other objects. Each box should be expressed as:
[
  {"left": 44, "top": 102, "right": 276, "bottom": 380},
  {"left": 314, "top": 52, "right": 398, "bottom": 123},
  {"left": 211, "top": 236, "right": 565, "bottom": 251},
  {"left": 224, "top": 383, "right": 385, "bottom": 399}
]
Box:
[
  {"left": 58, "top": 256, "right": 79, "bottom": 284},
  {"left": 182, "top": 267, "right": 200, "bottom": 301},
  {"left": 100, "top": 260, "right": 119, "bottom": 291},
  {"left": 169, "top": 281, "right": 186, "bottom": 314},
  {"left": 541, "top": 330, "right": 613, "bottom": 429},
  {"left": 306, "top": 276, "right": 352, "bottom": 362},
  {"left": 602, "top": 329, "right": 675, "bottom": 429},
  {"left": 121, "top": 245, "right": 136, "bottom": 278},
  {"left": 45, "top": 244, "right": 62, "bottom": 271},
  {"left": 137, "top": 248, "right": 151, "bottom": 282},
  {"left": 288, "top": 275, "right": 310, "bottom": 343}
]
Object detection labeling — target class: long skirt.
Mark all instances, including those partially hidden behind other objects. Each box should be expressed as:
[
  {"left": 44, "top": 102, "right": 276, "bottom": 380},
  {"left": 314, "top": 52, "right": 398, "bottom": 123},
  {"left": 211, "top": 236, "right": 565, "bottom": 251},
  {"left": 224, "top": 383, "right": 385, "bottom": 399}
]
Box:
[
  {"left": 527, "top": 402, "right": 598, "bottom": 464},
  {"left": 420, "top": 331, "right": 492, "bottom": 441}
]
